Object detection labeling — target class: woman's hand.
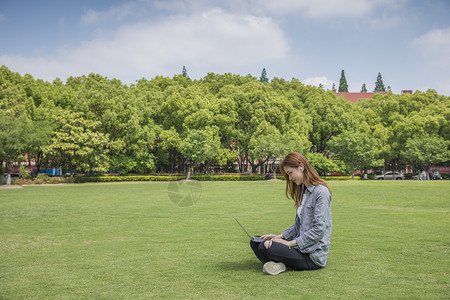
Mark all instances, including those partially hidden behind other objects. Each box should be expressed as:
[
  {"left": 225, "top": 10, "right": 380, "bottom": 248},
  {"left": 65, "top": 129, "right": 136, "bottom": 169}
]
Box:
[
  {"left": 263, "top": 237, "right": 297, "bottom": 249},
  {"left": 260, "top": 234, "right": 283, "bottom": 240}
]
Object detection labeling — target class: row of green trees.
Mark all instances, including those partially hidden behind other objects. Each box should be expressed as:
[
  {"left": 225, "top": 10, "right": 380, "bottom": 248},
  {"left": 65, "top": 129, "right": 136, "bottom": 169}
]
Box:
[
  {"left": 1, "top": 65, "right": 449, "bottom": 181},
  {"left": 335, "top": 70, "right": 388, "bottom": 93}
]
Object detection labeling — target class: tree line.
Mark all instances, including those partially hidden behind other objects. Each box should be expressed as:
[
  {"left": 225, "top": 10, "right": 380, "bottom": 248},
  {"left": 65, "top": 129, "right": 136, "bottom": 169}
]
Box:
[
  {"left": 1, "top": 65, "right": 449, "bottom": 180},
  {"left": 334, "top": 70, "right": 389, "bottom": 93}
]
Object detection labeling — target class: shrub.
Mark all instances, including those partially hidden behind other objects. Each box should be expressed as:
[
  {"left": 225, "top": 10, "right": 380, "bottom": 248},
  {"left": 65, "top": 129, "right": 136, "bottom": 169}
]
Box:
[
  {"left": 19, "top": 166, "right": 32, "bottom": 179},
  {"left": 46, "top": 177, "right": 70, "bottom": 184},
  {"left": 16, "top": 176, "right": 70, "bottom": 185},
  {"left": 17, "top": 173, "right": 362, "bottom": 184},
  {"left": 72, "top": 174, "right": 267, "bottom": 183},
  {"left": 190, "top": 174, "right": 266, "bottom": 181},
  {"left": 322, "top": 175, "right": 361, "bottom": 181},
  {"left": 73, "top": 175, "right": 184, "bottom": 183}
]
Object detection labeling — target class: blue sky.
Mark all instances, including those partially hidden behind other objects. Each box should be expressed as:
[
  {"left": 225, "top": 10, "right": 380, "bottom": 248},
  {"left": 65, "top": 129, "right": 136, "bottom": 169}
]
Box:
[{"left": 1, "top": 0, "right": 449, "bottom": 95}]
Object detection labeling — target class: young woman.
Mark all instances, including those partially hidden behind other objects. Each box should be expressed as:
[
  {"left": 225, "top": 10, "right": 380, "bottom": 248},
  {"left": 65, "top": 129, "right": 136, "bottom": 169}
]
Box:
[{"left": 250, "top": 152, "right": 332, "bottom": 275}]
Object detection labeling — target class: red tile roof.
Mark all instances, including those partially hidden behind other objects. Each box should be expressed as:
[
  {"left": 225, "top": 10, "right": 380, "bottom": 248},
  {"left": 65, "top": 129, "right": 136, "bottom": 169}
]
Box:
[{"left": 335, "top": 92, "right": 388, "bottom": 103}]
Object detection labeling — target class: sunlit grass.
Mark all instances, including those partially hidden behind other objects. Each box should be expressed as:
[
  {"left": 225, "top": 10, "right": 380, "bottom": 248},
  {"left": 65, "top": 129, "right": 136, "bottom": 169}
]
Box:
[{"left": 0, "top": 181, "right": 448, "bottom": 299}]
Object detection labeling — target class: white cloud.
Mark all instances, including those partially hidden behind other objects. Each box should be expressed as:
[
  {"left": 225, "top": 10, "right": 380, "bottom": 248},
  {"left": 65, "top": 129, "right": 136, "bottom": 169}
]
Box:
[
  {"left": 410, "top": 27, "right": 450, "bottom": 95},
  {"left": 0, "top": 9, "right": 289, "bottom": 83},
  {"left": 118, "top": 0, "right": 405, "bottom": 21},
  {"left": 436, "top": 78, "right": 450, "bottom": 96},
  {"left": 255, "top": 0, "right": 401, "bottom": 19},
  {"left": 302, "top": 77, "right": 336, "bottom": 90},
  {"left": 370, "top": 11, "right": 403, "bottom": 29},
  {"left": 153, "top": 0, "right": 190, "bottom": 12},
  {"left": 0, "top": 55, "right": 67, "bottom": 81},
  {"left": 411, "top": 27, "right": 450, "bottom": 68},
  {"left": 81, "top": 2, "right": 138, "bottom": 24}
]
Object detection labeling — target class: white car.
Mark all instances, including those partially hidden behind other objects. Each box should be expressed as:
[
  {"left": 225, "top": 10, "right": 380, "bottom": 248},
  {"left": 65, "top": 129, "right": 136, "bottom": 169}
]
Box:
[{"left": 375, "top": 171, "right": 404, "bottom": 180}]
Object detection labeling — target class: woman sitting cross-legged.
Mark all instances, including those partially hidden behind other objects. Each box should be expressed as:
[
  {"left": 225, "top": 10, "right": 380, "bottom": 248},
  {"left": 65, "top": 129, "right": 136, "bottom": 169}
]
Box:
[{"left": 250, "top": 152, "right": 332, "bottom": 275}]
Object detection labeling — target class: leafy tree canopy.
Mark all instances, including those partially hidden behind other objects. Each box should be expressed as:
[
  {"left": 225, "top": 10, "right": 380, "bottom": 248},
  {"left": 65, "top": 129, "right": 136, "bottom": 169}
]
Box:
[{"left": 1, "top": 65, "right": 448, "bottom": 178}]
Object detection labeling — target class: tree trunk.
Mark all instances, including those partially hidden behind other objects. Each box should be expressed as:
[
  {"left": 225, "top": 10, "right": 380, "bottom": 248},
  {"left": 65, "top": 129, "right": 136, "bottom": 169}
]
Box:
[
  {"left": 34, "top": 151, "right": 42, "bottom": 176},
  {"left": 239, "top": 155, "right": 244, "bottom": 173},
  {"left": 186, "top": 162, "right": 192, "bottom": 180},
  {"left": 272, "top": 159, "right": 277, "bottom": 180},
  {"left": 69, "top": 158, "right": 74, "bottom": 183},
  {"left": 249, "top": 159, "right": 257, "bottom": 174},
  {"left": 5, "top": 160, "right": 11, "bottom": 185}
]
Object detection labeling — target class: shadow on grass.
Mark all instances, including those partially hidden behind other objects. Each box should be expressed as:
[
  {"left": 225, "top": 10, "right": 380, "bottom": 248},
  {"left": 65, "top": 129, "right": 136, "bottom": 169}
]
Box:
[{"left": 215, "top": 259, "right": 261, "bottom": 272}]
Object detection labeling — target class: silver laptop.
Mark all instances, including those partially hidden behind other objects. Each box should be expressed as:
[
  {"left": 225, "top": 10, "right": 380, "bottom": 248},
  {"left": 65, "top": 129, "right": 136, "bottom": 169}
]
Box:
[{"left": 234, "top": 216, "right": 265, "bottom": 243}]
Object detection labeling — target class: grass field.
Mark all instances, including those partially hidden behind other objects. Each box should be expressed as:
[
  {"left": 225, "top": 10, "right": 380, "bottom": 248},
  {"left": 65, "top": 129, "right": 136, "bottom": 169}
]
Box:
[{"left": 0, "top": 181, "right": 448, "bottom": 299}]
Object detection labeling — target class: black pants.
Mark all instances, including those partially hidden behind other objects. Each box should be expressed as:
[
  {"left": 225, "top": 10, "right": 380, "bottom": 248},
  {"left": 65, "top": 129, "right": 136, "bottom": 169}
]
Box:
[{"left": 250, "top": 240, "right": 321, "bottom": 271}]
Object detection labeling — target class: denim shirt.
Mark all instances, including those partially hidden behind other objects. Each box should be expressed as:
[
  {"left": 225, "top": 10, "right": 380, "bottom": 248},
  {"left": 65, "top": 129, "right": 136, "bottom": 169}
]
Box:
[{"left": 282, "top": 184, "right": 332, "bottom": 267}]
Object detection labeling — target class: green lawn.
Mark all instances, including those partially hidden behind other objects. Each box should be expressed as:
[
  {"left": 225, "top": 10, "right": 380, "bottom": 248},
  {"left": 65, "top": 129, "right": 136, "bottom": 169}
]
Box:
[{"left": 0, "top": 181, "right": 448, "bottom": 299}]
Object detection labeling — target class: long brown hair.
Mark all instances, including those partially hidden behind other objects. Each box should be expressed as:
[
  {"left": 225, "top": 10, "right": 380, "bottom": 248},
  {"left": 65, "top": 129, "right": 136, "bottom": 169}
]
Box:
[{"left": 280, "top": 152, "right": 332, "bottom": 208}]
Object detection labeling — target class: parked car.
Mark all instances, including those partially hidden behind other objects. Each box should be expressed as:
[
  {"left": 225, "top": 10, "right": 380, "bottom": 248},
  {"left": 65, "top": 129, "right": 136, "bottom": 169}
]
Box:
[{"left": 375, "top": 171, "right": 405, "bottom": 180}]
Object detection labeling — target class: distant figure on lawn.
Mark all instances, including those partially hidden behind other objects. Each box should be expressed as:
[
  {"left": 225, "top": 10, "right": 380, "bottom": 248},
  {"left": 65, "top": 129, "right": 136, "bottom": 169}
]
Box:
[
  {"left": 433, "top": 170, "right": 441, "bottom": 180},
  {"left": 421, "top": 170, "right": 427, "bottom": 180},
  {"left": 250, "top": 152, "right": 332, "bottom": 275}
]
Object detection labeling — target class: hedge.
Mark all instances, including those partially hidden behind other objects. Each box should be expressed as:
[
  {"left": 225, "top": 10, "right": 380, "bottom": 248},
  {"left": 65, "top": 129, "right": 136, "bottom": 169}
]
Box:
[
  {"left": 73, "top": 174, "right": 359, "bottom": 182},
  {"left": 14, "top": 174, "right": 362, "bottom": 185},
  {"left": 16, "top": 176, "right": 70, "bottom": 185},
  {"left": 322, "top": 175, "right": 361, "bottom": 180},
  {"left": 190, "top": 174, "right": 266, "bottom": 181},
  {"left": 73, "top": 175, "right": 185, "bottom": 183},
  {"left": 74, "top": 174, "right": 267, "bottom": 182}
]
